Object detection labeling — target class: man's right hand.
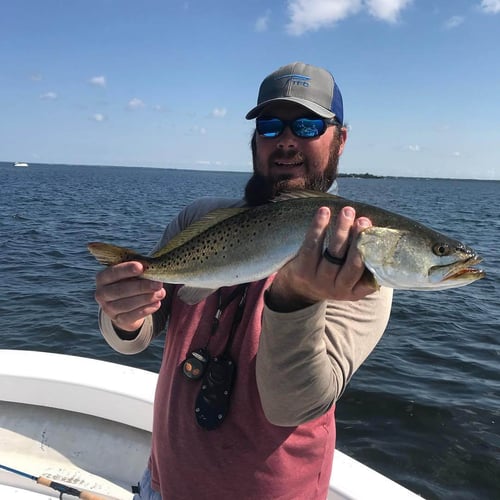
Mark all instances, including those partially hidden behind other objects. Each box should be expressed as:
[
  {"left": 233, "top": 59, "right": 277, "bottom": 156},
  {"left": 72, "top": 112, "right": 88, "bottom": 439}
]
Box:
[{"left": 94, "top": 261, "right": 166, "bottom": 333}]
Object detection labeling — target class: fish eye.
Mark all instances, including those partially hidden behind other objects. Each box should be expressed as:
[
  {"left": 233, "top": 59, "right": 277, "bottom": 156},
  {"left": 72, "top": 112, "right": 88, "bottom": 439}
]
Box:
[{"left": 433, "top": 243, "right": 451, "bottom": 256}]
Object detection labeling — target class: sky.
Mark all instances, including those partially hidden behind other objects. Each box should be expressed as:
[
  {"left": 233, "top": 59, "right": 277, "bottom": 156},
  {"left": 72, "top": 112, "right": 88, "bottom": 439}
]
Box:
[{"left": 1, "top": 0, "right": 499, "bottom": 179}]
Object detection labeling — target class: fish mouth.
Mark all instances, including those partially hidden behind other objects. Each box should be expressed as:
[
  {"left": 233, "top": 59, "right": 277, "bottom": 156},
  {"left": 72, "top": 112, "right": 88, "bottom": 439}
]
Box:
[{"left": 439, "top": 255, "right": 485, "bottom": 282}]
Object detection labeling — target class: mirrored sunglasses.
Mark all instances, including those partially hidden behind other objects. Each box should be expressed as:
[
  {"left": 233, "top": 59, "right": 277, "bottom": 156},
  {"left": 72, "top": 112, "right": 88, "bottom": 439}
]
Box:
[{"left": 256, "top": 116, "right": 338, "bottom": 138}]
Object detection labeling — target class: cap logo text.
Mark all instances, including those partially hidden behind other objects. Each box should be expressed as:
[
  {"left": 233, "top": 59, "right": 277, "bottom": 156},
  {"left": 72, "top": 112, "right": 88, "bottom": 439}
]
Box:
[{"left": 276, "top": 73, "right": 310, "bottom": 88}]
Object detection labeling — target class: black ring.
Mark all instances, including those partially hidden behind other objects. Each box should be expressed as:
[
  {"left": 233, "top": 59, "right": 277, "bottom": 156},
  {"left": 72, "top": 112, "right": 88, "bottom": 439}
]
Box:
[{"left": 323, "top": 248, "right": 346, "bottom": 266}]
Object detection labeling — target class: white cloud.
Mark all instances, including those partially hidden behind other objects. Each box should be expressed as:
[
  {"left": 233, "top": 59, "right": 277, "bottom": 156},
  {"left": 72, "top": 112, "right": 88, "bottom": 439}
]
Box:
[
  {"left": 444, "top": 16, "right": 464, "bottom": 29},
  {"left": 211, "top": 107, "right": 227, "bottom": 118},
  {"left": 286, "top": 0, "right": 412, "bottom": 35},
  {"left": 190, "top": 125, "right": 207, "bottom": 135},
  {"left": 365, "top": 0, "right": 412, "bottom": 23},
  {"left": 255, "top": 10, "right": 271, "bottom": 32},
  {"left": 89, "top": 76, "right": 106, "bottom": 87},
  {"left": 480, "top": 0, "right": 500, "bottom": 14},
  {"left": 287, "top": 0, "right": 362, "bottom": 36},
  {"left": 92, "top": 113, "right": 106, "bottom": 122},
  {"left": 452, "top": 151, "right": 461, "bottom": 157},
  {"left": 408, "top": 144, "right": 421, "bottom": 152},
  {"left": 153, "top": 104, "right": 169, "bottom": 112},
  {"left": 40, "top": 91, "right": 57, "bottom": 100},
  {"left": 127, "top": 97, "right": 145, "bottom": 110}
]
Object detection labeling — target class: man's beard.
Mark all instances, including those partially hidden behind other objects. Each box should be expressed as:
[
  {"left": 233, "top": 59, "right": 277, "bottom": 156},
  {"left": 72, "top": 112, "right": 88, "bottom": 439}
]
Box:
[{"left": 244, "top": 145, "right": 340, "bottom": 206}]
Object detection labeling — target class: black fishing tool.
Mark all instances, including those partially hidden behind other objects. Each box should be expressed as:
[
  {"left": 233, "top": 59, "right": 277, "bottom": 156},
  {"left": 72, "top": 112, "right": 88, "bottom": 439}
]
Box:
[{"left": 0, "top": 463, "right": 106, "bottom": 499}]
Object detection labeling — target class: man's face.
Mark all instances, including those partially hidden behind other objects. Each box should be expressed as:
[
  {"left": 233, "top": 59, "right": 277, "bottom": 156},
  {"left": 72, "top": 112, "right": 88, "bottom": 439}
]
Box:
[{"left": 252, "top": 102, "right": 346, "bottom": 193}]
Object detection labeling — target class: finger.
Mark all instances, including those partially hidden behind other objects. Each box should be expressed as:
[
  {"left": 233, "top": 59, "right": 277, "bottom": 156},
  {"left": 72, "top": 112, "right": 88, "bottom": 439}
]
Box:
[
  {"left": 105, "top": 287, "right": 166, "bottom": 316},
  {"left": 97, "top": 276, "right": 164, "bottom": 305},
  {"left": 350, "top": 275, "right": 379, "bottom": 301},
  {"left": 112, "top": 301, "right": 163, "bottom": 332},
  {"left": 296, "top": 207, "right": 331, "bottom": 262},
  {"left": 326, "top": 206, "right": 355, "bottom": 262},
  {"left": 346, "top": 217, "right": 372, "bottom": 265},
  {"left": 96, "top": 261, "right": 144, "bottom": 287},
  {"left": 102, "top": 287, "right": 166, "bottom": 327},
  {"left": 112, "top": 295, "right": 165, "bottom": 328},
  {"left": 335, "top": 217, "right": 372, "bottom": 288},
  {"left": 353, "top": 216, "right": 372, "bottom": 236}
]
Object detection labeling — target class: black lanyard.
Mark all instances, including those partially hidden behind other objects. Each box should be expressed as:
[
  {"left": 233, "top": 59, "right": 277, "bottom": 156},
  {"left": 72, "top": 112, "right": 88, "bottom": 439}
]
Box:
[
  {"left": 188, "top": 283, "right": 250, "bottom": 430},
  {"left": 182, "top": 284, "right": 249, "bottom": 382},
  {"left": 204, "top": 283, "right": 249, "bottom": 354}
]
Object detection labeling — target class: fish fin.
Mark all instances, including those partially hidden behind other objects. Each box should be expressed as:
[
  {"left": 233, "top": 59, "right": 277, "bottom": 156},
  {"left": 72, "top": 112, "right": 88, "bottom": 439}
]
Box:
[
  {"left": 177, "top": 286, "right": 218, "bottom": 305},
  {"left": 363, "top": 267, "right": 381, "bottom": 290},
  {"left": 87, "top": 242, "right": 146, "bottom": 266},
  {"left": 152, "top": 207, "right": 249, "bottom": 257},
  {"left": 271, "top": 189, "right": 343, "bottom": 203}
]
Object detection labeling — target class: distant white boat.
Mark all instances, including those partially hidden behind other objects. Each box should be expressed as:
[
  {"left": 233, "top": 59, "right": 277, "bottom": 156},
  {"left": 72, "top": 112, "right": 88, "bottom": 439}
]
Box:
[
  {"left": 0, "top": 350, "right": 422, "bottom": 499},
  {"left": 13, "top": 162, "right": 29, "bottom": 167}
]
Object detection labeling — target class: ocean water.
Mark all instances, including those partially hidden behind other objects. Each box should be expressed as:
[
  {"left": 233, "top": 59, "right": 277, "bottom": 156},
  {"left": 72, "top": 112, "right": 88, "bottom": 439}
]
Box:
[{"left": 1, "top": 162, "right": 499, "bottom": 499}]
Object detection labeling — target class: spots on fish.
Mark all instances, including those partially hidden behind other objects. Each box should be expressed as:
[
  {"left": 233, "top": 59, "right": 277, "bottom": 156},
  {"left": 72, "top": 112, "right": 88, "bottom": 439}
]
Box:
[{"left": 154, "top": 210, "right": 278, "bottom": 272}]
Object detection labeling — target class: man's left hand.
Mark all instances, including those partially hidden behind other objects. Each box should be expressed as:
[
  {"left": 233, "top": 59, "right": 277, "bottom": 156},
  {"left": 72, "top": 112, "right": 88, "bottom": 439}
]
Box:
[{"left": 267, "top": 206, "right": 377, "bottom": 312}]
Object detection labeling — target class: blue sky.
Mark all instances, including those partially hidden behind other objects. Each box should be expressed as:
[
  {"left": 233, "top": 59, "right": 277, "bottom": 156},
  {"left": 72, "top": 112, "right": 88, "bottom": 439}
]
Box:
[{"left": 1, "top": 0, "right": 499, "bottom": 179}]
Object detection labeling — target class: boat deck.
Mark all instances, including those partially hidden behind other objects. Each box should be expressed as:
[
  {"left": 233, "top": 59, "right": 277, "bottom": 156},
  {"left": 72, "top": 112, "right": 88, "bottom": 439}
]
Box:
[{"left": 0, "top": 350, "right": 421, "bottom": 499}]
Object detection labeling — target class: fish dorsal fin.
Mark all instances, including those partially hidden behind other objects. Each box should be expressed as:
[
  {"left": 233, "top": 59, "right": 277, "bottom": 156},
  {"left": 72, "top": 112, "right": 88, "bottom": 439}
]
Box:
[
  {"left": 152, "top": 207, "right": 249, "bottom": 257},
  {"left": 271, "top": 189, "right": 341, "bottom": 203}
]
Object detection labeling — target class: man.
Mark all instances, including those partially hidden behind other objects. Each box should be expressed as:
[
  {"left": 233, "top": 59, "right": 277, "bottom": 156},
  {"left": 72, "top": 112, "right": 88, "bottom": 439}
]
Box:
[{"left": 95, "top": 62, "right": 393, "bottom": 499}]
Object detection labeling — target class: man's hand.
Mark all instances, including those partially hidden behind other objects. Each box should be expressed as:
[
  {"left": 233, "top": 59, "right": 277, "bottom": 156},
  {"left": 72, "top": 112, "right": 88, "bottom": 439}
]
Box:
[
  {"left": 267, "top": 206, "right": 377, "bottom": 312},
  {"left": 95, "top": 261, "right": 166, "bottom": 332}
]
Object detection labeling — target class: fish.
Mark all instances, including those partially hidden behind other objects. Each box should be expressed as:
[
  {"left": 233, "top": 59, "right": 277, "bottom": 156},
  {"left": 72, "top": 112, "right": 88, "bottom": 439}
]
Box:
[{"left": 88, "top": 190, "right": 485, "bottom": 304}]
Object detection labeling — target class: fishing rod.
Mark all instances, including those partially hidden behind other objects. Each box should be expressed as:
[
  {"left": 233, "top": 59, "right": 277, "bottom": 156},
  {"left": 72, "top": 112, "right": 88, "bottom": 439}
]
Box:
[{"left": 0, "top": 463, "right": 106, "bottom": 499}]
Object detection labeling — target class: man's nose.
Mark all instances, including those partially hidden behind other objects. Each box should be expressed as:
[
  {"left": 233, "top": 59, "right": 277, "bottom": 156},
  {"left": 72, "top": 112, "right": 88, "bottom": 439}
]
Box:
[{"left": 276, "top": 126, "right": 298, "bottom": 148}]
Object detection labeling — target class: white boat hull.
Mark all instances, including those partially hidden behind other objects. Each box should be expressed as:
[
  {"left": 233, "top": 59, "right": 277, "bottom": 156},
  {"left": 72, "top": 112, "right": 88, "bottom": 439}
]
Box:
[{"left": 0, "top": 350, "right": 421, "bottom": 499}]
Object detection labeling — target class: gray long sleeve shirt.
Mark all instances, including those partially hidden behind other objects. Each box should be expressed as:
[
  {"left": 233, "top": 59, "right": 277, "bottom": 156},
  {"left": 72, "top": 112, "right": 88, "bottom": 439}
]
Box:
[{"left": 99, "top": 196, "right": 393, "bottom": 425}]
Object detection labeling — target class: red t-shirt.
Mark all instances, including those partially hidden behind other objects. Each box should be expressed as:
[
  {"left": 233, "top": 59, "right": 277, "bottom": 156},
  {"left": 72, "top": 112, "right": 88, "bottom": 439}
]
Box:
[{"left": 149, "top": 277, "right": 335, "bottom": 499}]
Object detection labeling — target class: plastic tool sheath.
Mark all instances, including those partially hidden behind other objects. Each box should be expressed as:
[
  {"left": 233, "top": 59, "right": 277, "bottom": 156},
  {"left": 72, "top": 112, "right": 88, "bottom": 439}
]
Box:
[{"left": 0, "top": 463, "right": 106, "bottom": 499}]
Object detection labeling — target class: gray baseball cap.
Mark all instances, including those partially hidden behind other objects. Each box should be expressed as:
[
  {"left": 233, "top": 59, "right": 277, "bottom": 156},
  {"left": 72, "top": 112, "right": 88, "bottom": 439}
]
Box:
[{"left": 245, "top": 62, "right": 344, "bottom": 124}]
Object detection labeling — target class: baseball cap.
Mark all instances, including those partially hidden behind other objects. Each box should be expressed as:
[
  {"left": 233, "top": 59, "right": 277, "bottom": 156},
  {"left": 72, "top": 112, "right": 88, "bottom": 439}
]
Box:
[{"left": 245, "top": 62, "right": 344, "bottom": 124}]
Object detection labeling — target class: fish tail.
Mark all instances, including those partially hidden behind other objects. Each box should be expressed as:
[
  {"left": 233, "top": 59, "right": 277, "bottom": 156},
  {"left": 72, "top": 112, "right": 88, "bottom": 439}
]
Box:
[{"left": 87, "top": 242, "right": 146, "bottom": 266}]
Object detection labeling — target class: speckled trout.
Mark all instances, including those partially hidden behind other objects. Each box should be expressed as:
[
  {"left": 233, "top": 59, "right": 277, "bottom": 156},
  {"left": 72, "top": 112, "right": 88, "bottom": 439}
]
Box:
[{"left": 88, "top": 190, "right": 484, "bottom": 304}]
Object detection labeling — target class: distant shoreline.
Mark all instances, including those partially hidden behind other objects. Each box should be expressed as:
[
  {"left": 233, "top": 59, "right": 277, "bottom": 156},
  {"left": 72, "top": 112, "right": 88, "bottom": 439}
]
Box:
[
  {"left": 0, "top": 161, "right": 497, "bottom": 182},
  {"left": 338, "top": 172, "right": 384, "bottom": 179}
]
